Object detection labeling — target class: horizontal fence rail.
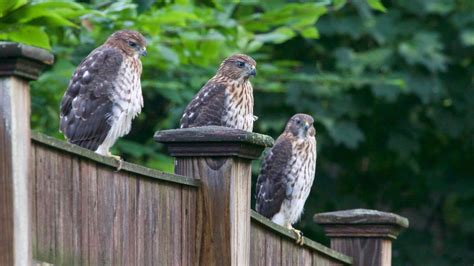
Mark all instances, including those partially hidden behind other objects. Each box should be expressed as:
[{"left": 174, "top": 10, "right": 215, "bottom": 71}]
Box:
[{"left": 251, "top": 211, "right": 352, "bottom": 265}]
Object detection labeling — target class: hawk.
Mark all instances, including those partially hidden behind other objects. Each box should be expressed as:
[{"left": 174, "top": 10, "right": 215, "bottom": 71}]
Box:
[
  {"left": 59, "top": 30, "right": 147, "bottom": 168},
  {"left": 180, "top": 54, "right": 257, "bottom": 132},
  {"left": 255, "top": 114, "right": 317, "bottom": 245}
]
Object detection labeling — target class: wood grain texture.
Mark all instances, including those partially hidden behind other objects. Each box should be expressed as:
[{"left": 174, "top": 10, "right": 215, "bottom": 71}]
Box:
[
  {"left": 330, "top": 238, "right": 391, "bottom": 266},
  {"left": 0, "top": 77, "right": 32, "bottom": 265},
  {"left": 249, "top": 221, "right": 351, "bottom": 266},
  {"left": 314, "top": 209, "right": 409, "bottom": 266},
  {"left": 31, "top": 141, "right": 199, "bottom": 265},
  {"left": 175, "top": 157, "right": 251, "bottom": 266},
  {"left": 32, "top": 132, "right": 200, "bottom": 187},
  {"left": 251, "top": 211, "right": 352, "bottom": 264},
  {"left": 155, "top": 126, "right": 273, "bottom": 159}
]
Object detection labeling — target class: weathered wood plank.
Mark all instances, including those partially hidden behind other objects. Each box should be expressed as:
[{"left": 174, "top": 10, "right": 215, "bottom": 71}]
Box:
[
  {"left": 250, "top": 224, "right": 266, "bottom": 266},
  {"left": 281, "top": 238, "right": 299, "bottom": 266},
  {"left": 0, "top": 77, "right": 33, "bottom": 265},
  {"left": 0, "top": 43, "right": 52, "bottom": 264},
  {"left": 30, "top": 143, "right": 37, "bottom": 260},
  {"left": 111, "top": 171, "right": 126, "bottom": 265},
  {"left": 265, "top": 230, "right": 282, "bottom": 266},
  {"left": 314, "top": 209, "right": 409, "bottom": 266},
  {"left": 127, "top": 174, "right": 138, "bottom": 266},
  {"left": 81, "top": 160, "right": 99, "bottom": 266},
  {"left": 31, "top": 132, "right": 200, "bottom": 187},
  {"left": 55, "top": 152, "right": 73, "bottom": 265},
  {"left": 181, "top": 186, "right": 197, "bottom": 265},
  {"left": 35, "top": 145, "right": 56, "bottom": 262},
  {"left": 71, "top": 157, "right": 82, "bottom": 265},
  {"left": 96, "top": 166, "right": 115, "bottom": 265},
  {"left": 251, "top": 211, "right": 352, "bottom": 265},
  {"left": 137, "top": 178, "right": 151, "bottom": 266}
]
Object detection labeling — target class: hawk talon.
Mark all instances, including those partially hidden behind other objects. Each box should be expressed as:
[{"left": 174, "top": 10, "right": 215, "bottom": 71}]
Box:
[
  {"left": 107, "top": 153, "right": 123, "bottom": 171},
  {"left": 288, "top": 226, "right": 304, "bottom": 246}
]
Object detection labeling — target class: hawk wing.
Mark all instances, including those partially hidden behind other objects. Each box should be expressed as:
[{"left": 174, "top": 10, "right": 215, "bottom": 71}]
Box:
[
  {"left": 255, "top": 136, "right": 293, "bottom": 219},
  {"left": 180, "top": 80, "right": 226, "bottom": 128},
  {"left": 60, "top": 47, "right": 123, "bottom": 151}
]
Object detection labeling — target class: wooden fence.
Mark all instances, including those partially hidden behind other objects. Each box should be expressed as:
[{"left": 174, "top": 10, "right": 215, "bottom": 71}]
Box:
[
  {"left": 30, "top": 132, "right": 352, "bottom": 265},
  {"left": 31, "top": 133, "right": 200, "bottom": 265},
  {"left": 0, "top": 42, "right": 408, "bottom": 266}
]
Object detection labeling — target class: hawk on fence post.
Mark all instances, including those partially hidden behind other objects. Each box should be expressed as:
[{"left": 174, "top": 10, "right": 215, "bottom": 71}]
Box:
[
  {"left": 59, "top": 30, "right": 147, "bottom": 169},
  {"left": 255, "top": 114, "right": 317, "bottom": 245},
  {"left": 180, "top": 54, "right": 257, "bottom": 132}
]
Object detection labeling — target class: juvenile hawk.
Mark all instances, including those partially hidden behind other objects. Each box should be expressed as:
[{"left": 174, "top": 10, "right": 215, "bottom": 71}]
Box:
[
  {"left": 59, "top": 30, "right": 147, "bottom": 166},
  {"left": 255, "top": 114, "right": 317, "bottom": 245},
  {"left": 180, "top": 54, "right": 257, "bottom": 132}
]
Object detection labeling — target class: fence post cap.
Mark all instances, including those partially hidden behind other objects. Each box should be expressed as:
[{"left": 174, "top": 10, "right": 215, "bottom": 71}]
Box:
[
  {"left": 0, "top": 42, "right": 54, "bottom": 80},
  {"left": 154, "top": 126, "right": 274, "bottom": 159},
  {"left": 314, "top": 208, "right": 409, "bottom": 239}
]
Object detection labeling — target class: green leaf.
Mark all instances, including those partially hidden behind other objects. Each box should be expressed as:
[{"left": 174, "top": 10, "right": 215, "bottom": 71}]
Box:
[
  {"left": 332, "top": 0, "right": 347, "bottom": 10},
  {"left": 300, "top": 26, "right": 319, "bottom": 39},
  {"left": 0, "top": 24, "right": 50, "bottom": 49},
  {"left": 367, "top": 0, "right": 387, "bottom": 12},
  {"left": 0, "top": 0, "right": 27, "bottom": 18},
  {"left": 254, "top": 27, "right": 296, "bottom": 44}
]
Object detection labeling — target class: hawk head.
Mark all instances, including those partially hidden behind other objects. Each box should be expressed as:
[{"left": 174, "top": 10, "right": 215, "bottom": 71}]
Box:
[
  {"left": 285, "top": 113, "right": 316, "bottom": 139},
  {"left": 217, "top": 54, "right": 257, "bottom": 81},
  {"left": 105, "top": 30, "right": 147, "bottom": 58}
]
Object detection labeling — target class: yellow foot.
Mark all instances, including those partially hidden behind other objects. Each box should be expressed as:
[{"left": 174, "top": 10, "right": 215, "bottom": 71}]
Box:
[
  {"left": 107, "top": 153, "right": 123, "bottom": 171},
  {"left": 288, "top": 226, "right": 304, "bottom": 246}
]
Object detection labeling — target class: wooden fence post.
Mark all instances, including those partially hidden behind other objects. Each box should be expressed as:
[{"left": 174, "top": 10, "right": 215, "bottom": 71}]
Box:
[
  {"left": 314, "top": 209, "right": 409, "bottom": 266},
  {"left": 155, "top": 126, "right": 273, "bottom": 266},
  {"left": 0, "top": 42, "right": 53, "bottom": 265}
]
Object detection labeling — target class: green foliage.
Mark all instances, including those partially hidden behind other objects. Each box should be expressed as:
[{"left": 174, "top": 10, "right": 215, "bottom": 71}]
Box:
[
  {"left": 0, "top": 0, "right": 88, "bottom": 49},
  {"left": 26, "top": 0, "right": 474, "bottom": 265}
]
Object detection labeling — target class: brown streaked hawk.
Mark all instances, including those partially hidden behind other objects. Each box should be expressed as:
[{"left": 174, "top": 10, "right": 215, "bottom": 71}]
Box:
[
  {"left": 59, "top": 30, "right": 147, "bottom": 166},
  {"left": 180, "top": 54, "right": 257, "bottom": 132},
  {"left": 255, "top": 114, "right": 317, "bottom": 245}
]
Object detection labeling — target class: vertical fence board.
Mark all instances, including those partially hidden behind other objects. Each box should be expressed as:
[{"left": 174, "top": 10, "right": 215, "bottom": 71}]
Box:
[
  {"left": 96, "top": 167, "right": 114, "bottom": 265},
  {"left": 112, "top": 171, "right": 126, "bottom": 265},
  {"left": 181, "top": 186, "right": 197, "bottom": 265},
  {"left": 127, "top": 174, "right": 138, "bottom": 265},
  {"left": 56, "top": 153, "right": 73, "bottom": 265},
  {"left": 154, "top": 181, "right": 166, "bottom": 264},
  {"left": 81, "top": 160, "right": 98, "bottom": 265},
  {"left": 30, "top": 144, "right": 37, "bottom": 259},
  {"left": 137, "top": 178, "right": 152, "bottom": 265},
  {"left": 71, "top": 157, "right": 82, "bottom": 265},
  {"left": 35, "top": 145, "right": 56, "bottom": 262},
  {"left": 265, "top": 232, "right": 282, "bottom": 266},
  {"left": 250, "top": 225, "right": 266, "bottom": 266}
]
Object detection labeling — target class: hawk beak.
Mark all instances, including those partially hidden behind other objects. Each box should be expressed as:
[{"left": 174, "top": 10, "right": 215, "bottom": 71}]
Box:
[
  {"left": 249, "top": 68, "right": 256, "bottom": 77},
  {"left": 304, "top": 122, "right": 310, "bottom": 130},
  {"left": 140, "top": 48, "right": 147, "bottom": 57}
]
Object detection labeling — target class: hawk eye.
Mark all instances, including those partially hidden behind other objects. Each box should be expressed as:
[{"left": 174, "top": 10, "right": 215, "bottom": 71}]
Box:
[
  {"left": 296, "top": 120, "right": 301, "bottom": 124},
  {"left": 236, "top": 61, "right": 245, "bottom": 68},
  {"left": 128, "top": 41, "right": 137, "bottom": 48}
]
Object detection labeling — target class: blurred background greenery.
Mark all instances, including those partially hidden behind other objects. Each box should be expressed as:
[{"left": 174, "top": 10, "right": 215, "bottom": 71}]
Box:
[{"left": 1, "top": 0, "right": 473, "bottom": 264}]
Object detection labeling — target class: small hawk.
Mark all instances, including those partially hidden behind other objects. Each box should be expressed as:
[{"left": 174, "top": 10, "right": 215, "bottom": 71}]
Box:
[
  {"left": 180, "top": 54, "right": 257, "bottom": 132},
  {"left": 59, "top": 30, "right": 147, "bottom": 167},
  {"left": 255, "top": 114, "right": 317, "bottom": 245}
]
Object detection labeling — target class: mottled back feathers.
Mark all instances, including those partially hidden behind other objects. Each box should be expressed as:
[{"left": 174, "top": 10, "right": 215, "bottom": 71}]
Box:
[{"left": 60, "top": 30, "right": 146, "bottom": 154}]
